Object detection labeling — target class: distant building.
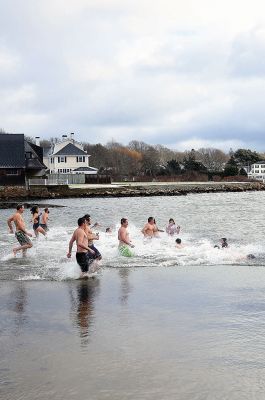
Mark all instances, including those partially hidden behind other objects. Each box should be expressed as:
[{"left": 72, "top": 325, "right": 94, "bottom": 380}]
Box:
[
  {"left": 43, "top": 133, "right": 98, "bottom": 175},
  {"left": 247, "top": 161, "right": 265, "bottom": 182},
  {"left": 0, "top": 133, "right": 46, "bottom": 186}
]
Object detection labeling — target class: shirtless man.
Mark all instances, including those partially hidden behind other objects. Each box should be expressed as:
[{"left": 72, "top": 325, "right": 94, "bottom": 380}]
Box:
[
  {"left": 141, "top": 217, "right": 156, "bottom": 238},
  {"left": 7, "top": 204, "right": 33, "bottom": 256},
  {"left": 67, "top": 217, "right": 95, "bottom": 277},
  {"left": 40, "top": 207, "right": 49, "bottom": 232},
  {"left": 118, "top": 218, "right": 134, "bottom": 256},
  {"left": 83, "top": 214, "right": 102, "bottom": 271}
]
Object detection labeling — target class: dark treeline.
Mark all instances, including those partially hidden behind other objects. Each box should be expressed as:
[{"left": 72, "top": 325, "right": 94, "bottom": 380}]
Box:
[{"left": 39, "top": 137, "right": 265, "bottom": 181}]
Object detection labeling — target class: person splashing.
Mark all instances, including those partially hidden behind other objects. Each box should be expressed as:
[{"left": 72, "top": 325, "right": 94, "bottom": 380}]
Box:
[{"left": 118, "top": 218, "right": 135, "bottom": 257}]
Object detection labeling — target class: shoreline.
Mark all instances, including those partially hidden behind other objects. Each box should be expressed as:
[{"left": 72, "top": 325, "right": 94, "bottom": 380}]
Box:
[{"left": 0, "top": 181, "right": 264, "bottom": 206}]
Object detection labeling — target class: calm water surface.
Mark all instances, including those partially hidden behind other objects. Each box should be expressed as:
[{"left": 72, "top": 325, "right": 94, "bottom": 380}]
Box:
[{"left": 1, "top": 192, "right": 265, "bottom": 399}]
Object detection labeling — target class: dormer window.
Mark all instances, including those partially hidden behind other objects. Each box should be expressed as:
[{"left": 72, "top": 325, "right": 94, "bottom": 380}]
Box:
[{"left": 25, "top": 152, "right": 32, "bottom": 159}]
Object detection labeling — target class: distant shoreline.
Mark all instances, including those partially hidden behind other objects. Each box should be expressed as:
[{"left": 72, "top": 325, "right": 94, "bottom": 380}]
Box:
[{"left": 0, "top": 181, "right": 264, "bottom": 207}]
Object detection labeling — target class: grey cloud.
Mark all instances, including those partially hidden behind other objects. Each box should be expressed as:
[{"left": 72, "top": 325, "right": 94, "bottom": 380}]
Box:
[
  {"left": 229, "top": 27, "right": 265, "bottom": 77},
  {"left": 0, "top": 2, "right": 265, "bottom": 152}
]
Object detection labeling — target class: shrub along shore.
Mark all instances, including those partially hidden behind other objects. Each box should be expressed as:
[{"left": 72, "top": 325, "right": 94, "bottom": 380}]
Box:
[{"left": 0, "top": 181, "right": 264, "bottom": 207}]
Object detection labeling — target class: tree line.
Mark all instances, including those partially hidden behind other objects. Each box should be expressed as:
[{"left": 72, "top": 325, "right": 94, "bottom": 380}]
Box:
[{"left": 39, "top": 137, "right": 265, "bottom": 181}]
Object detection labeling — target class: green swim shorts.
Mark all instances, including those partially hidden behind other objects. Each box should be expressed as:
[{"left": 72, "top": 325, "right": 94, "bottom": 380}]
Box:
[
  {"left": 15, "top": 231, "right": 32, "bottom": 246},
  {"left": 119, "top": 245, "right": 134, "bottom": 257}
]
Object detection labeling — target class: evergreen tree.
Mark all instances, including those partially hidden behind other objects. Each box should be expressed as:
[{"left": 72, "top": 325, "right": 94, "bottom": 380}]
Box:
[
  {"left": 233, "top": 149, "right": 262, "bottom": 165},
  {"left": 223, "top": 156, "right": 239, "bottom": 176}
]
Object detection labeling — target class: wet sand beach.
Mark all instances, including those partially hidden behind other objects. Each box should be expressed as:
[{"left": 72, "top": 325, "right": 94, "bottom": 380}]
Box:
[{"left": 2, "top": 266, "right": 265, "bottom": 400}]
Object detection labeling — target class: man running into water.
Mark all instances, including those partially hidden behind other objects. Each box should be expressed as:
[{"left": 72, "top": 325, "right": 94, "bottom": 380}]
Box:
[
  {"left": 118, "top": 218, "right": 135, "bottom": 257},
  {"left": 40, "top": 207, "right": 49, "bottom": 232},
  {"left": 83, "top": 214, "right": 102, "bottom": 271},
  {"left": 7, "top": 204, "right": 33, "bottom": 256},
  {"left": 141, "top": 217, "right": 156, "bottom": 238},
  {"left": 67, "top": 217, "right": 95, "bottom": 278}
]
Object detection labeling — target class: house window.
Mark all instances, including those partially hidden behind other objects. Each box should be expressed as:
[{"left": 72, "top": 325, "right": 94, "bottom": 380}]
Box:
[
  {"left": 25, "top": 152, "right": 32, "bottom": 159},
  {"left": 50, "top": 158, "right": 54, "bottom": 164},
  {"left": 6, "top": 169, "right": 20, "bottom": 175},
  {"left": 76, "top": 156, "right": 85, "bottom": 162},
  {"left": 58, "top": 156, "right": 66, "bottom": 163}
]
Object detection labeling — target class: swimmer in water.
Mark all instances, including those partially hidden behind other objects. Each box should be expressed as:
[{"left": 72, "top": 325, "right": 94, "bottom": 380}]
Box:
[
  {"left": 153, "top": 219, "right": 164, "bottom": 237},
  {"left": 7, "top": 204, "right": 33, "bottom": 257},
  {"left": 166, "top": 218, "right": 180, "bottom": 236},
  {"left": 141, "top": 217, "right": 156, "bottom": 238},
  {"left": 31, "top": 206, "right": 46, "bottom": 238},
  {"left": 118, "top": 218, "right": 135, "bottom": 257},
  {"left": 247, "top": 254, "right": 256, "bottom": 259},
  {"left": 106, "top": 227, "right": 112, "bottom": 234},
  {"left": 175, "top": 238, "right": 185, "bottom": 249},
  {"left": 214, "top": 238, "right": 228, "bottom": 249},
  {"left": 221, "top": 238, "right": 228, "bottom": 248}
]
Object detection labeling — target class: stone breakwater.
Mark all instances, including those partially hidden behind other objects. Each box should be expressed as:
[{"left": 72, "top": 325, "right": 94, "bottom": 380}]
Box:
[{"left": 0, "top": 182, "right": 264, "bottom": 205}]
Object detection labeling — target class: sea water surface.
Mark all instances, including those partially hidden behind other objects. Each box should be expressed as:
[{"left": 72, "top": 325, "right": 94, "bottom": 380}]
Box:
[{"left": 1, "top": 192, "right": 265, "bottom": 399}]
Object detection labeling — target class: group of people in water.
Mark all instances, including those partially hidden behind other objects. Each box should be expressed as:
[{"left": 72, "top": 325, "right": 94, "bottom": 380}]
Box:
[
  {"left": 7, "top": 204, "right": 254, "bottom": 278},
  {"left": 6, "top": 205, "right": 186, "bottom": 277},
  {"left": 7, "top": 205, "right": 49, "bottom": 256}
]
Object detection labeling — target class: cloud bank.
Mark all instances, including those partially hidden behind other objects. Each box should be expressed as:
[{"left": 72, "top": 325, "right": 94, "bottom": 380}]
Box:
[{"left": 0, "top": 0, "right": 265, "bottom": 151}]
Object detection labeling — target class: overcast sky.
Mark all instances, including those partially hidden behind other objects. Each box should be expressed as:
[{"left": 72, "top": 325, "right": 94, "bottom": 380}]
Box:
[{"left": 1, "top": 0, "right": 265, "bottom": 152}]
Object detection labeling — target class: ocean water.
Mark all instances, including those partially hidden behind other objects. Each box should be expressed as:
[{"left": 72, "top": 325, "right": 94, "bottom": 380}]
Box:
[{"left": 1, "top": 192, "right": 265, "bottom": 399}]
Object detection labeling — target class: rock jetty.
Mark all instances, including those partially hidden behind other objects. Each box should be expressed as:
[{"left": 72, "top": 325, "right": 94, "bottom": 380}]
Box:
[{"left": 0, "top": 181, "right": 264, "bottom": 206}]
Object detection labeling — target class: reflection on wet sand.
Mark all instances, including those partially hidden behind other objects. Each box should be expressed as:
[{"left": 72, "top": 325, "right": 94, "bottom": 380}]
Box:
[
  {"left": 9, "top": 283, "right": 28, "bottom": 335},
  {"left": 68, "top": 279, "right": 100, "bottom": 347},
  {"left": 118, "top": 268, "right": 132, "bottom": 305}
]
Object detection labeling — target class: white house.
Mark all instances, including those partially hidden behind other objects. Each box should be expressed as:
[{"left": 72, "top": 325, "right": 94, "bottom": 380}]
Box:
[
  {"left": 42, "top": 133, "right": 98, "bottom": 175},
  {"left": 247, "top": 161, "right": 265, "bottom": 182}
]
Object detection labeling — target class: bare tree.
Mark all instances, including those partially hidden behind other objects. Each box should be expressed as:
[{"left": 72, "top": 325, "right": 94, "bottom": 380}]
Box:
[{"left": 197, "top": 148, "right": 229, "bottom": 171}]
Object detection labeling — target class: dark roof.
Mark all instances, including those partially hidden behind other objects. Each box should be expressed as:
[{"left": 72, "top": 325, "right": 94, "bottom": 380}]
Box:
[
  {"left": 53, "top": 143, "right": 87, "bottom": 156},
  {"left": 0, "top": 134, "right": 25, "bottom": 168},
  {"left": 252, "top": 161, "right": 265, "bottom": 165},
  {"left": 74, "top": 167, "right": 98, "bottom": 171},
  {"left": 25, "top": 141, "right": 46, "bottom": 170}
]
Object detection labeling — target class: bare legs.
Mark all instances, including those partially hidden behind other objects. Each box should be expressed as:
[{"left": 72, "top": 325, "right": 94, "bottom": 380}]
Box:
[
  {"left": 35, "top": 226, "right": 46, "bottom": 238},
  {"left": 13, "top": 243, "right": 33, "bottom": 257}
]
